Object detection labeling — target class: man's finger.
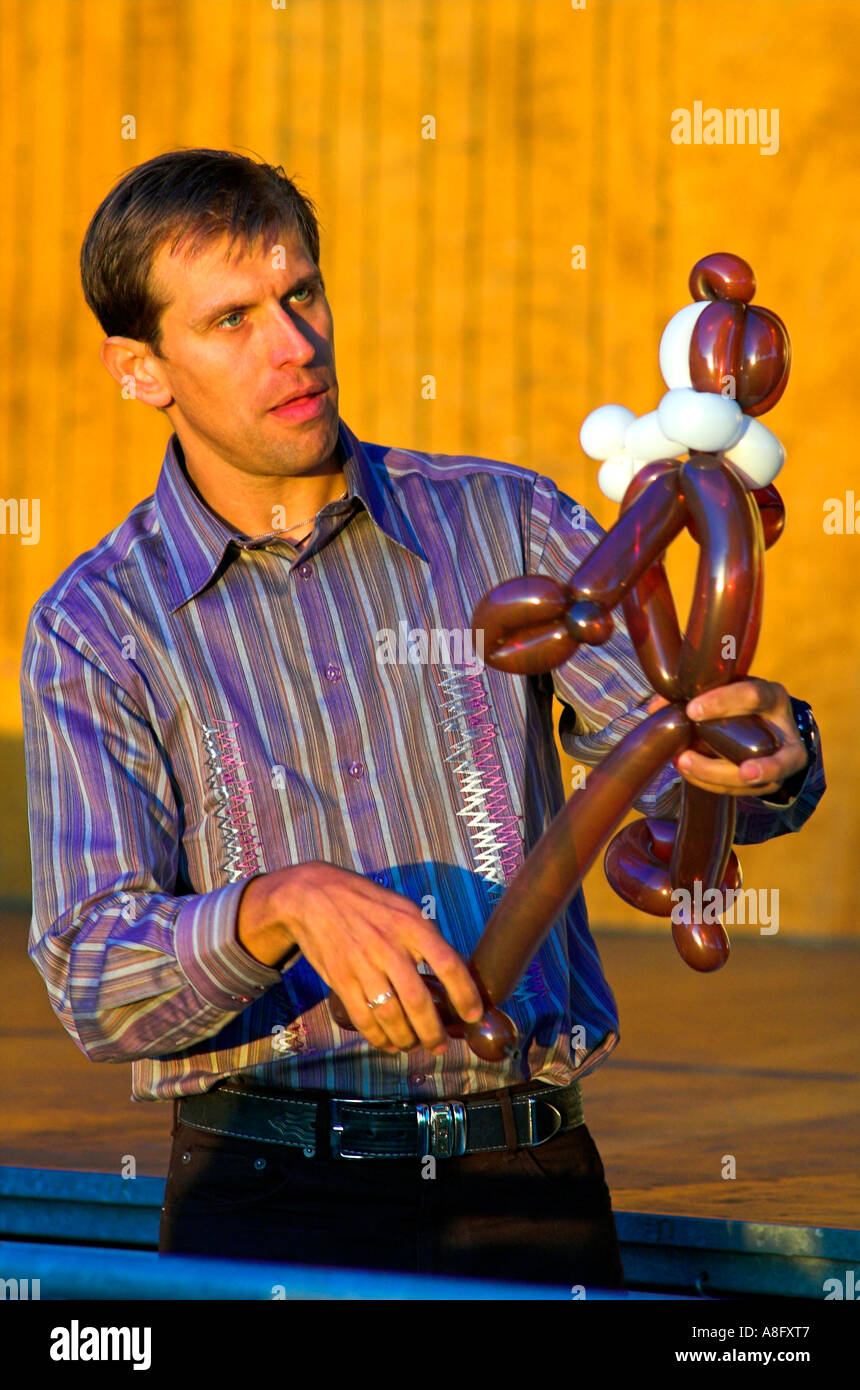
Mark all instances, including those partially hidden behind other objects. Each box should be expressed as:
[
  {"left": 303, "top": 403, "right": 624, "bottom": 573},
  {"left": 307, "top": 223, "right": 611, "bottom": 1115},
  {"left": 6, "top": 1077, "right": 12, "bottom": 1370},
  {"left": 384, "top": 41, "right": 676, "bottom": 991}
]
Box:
[
  {"left": 646, "top": 694, "right": 670, "bottom": 714},
  {"left": 379, "top": 958, "right": 452, "bottom": 1051},
  {"left": 397, "top": 920, "right": 484, "bottom": 1024},
  {"left": 339, "top": 980, "right": 403, "bottom": 1051},
  {"left": 685, "top": 678, "right": 782, "bottom": 721},
  {"left": 674, "top": 746, "right": 797, "bottom": 796},
  {"left": 417, "top": 940, "right": 484, "bottom": 1024},
  {"left": 351, "top": 971, "right": 423, "bottom": 1051}
]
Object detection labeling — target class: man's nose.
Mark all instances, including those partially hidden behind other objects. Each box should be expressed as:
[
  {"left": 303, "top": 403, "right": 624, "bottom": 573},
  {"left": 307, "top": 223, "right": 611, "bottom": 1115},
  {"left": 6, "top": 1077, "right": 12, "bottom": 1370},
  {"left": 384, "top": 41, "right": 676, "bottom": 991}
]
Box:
[{"left": 267, "top": 306, "right": 316, "bottom": 364}]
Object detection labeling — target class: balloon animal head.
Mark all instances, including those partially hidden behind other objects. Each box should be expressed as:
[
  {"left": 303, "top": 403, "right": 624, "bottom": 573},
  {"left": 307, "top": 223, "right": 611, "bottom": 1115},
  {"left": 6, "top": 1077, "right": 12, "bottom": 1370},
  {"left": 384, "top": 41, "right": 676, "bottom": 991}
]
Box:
[{"left": 582, "top": 252, "right": 791, "bottom": 503}]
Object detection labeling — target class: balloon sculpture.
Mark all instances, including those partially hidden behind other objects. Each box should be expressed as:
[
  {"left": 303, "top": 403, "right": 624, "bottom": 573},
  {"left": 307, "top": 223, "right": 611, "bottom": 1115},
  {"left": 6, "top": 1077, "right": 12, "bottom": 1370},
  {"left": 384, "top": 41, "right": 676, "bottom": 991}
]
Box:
[{"left": 330, "top": 251, "right": 791, "bottom": 1063}]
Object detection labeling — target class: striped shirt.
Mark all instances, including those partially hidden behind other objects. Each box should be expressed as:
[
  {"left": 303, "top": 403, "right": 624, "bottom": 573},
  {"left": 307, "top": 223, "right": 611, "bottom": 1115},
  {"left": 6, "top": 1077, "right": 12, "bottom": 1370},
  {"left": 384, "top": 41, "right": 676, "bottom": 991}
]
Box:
[{"left": 20, "top": 419, "right": 826, "bottom": 1102}]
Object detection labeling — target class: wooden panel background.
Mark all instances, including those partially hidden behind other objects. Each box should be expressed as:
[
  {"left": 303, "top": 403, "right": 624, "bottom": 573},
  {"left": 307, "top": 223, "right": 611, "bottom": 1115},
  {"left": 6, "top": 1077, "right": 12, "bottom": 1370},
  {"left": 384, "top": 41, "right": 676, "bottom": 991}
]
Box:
[{"left": 0, "top": 0, "right": 857, "bottom": 941}]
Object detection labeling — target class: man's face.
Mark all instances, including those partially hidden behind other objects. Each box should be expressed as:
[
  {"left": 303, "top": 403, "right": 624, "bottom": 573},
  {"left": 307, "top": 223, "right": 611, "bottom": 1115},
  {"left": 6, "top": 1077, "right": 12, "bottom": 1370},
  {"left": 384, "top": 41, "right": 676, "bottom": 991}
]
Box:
[{"left": 146, "top": 227, "right": 340, "bottom": 479}]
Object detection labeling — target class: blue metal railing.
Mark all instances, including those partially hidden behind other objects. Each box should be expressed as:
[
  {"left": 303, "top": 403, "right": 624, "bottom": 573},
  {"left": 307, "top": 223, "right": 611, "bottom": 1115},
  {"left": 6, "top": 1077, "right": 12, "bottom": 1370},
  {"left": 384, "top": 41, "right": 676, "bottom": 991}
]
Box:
[
  {"left": 0, "top": 1240, "right": 677, "bottom": 1300},
  {"left": 1, "top": 1165, "right": 856, "bottom": 1298}
]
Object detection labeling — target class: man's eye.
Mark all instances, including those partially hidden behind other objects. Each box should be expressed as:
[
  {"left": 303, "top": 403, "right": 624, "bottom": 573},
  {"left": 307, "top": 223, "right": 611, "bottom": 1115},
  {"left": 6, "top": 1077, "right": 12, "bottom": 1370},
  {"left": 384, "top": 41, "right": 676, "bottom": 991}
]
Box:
[{"left": 215, "top": 289, "right": 314, "bottom": 330}]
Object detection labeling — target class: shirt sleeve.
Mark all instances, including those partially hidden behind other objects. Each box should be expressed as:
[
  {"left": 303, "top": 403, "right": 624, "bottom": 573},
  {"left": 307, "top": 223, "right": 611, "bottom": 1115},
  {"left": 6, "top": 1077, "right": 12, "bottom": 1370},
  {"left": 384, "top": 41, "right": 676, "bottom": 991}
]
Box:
[
  {"left": 19, "top": 602, "right": 285, "bottom": 1064},
  {"left": 526, "top": 473, "right": 827, "bottom": 844}
]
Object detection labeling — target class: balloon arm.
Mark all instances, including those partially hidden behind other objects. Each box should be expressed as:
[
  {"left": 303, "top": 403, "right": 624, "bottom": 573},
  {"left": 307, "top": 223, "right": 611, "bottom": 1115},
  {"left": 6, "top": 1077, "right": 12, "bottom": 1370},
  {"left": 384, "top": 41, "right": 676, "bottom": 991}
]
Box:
[
  {"left": 621, "top": 559, "right": 684, "bottom": 703},
  {"left": 677, "top": 459, "right": 762, "bottom": 697},
  {"left": 669, "top": 782, "right": 736, "bottom": 893},
  {"left": 570, "top": 471, "right": 687, "bottom": 609},
  {"left": 693, "top": 712, "right": 782, "bottom": 764},
  {"left": 560, "top": 701, "right": 688, "bottom": 820},
  {"left": 470, "top": 703, "right": 693, "bottom": 1005},
  {"left": 330, "top": 700, "right": 694, "bottom": 1046}
]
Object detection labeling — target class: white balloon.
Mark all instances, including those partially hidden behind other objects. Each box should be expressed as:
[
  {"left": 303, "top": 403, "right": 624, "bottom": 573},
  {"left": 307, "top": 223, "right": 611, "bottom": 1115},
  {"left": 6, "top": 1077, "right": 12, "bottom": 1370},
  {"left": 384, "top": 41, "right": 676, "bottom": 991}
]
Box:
[
  {"left": 657, "top": 388, "right": 744, "bottom": 454},
  {"left": 580, "top": 404, "right": 636, "bottom": 461},
  {"left": 658, "top": 301, "right": 709, "bottom": 391},
  {"left": 597, "top": 454, "right": 637, "bottom": 502},
  {"left": 724, "top": 416, "right": 785, "bottom": 487},
  {"left": 624, "top": 410, "right": 685, "bottom": 464}
]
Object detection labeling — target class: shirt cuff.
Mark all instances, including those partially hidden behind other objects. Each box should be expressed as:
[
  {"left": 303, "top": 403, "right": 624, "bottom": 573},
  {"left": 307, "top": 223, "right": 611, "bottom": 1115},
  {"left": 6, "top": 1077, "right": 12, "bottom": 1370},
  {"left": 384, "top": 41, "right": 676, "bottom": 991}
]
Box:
[
  {"left": 754, "top": 697, "right": 819, "bottom": 808},
  {"left": 754, "top": 752, "right": 812, "bottom": 808},
  {"left": 174, "top": 878, "right": 284, "bottom": 1011}
]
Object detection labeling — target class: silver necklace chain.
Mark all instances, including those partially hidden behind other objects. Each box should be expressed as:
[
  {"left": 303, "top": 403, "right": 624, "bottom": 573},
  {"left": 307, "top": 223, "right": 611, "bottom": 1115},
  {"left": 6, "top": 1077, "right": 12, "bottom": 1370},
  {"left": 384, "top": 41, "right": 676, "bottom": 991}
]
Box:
[{"left": 250, "top": 488, "right": 349, "bottom": 541}]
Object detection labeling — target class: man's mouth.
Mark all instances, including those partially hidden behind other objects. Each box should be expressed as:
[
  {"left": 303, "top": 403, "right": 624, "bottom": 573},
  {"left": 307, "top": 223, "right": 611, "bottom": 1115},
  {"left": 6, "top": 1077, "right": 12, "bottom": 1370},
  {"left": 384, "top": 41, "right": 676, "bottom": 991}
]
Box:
[
  {"left": 270, "top": 385, "right": 326, "bottom": 409},
  {"left": 268, "top": 386, "right": 328, "bottom": 420}
]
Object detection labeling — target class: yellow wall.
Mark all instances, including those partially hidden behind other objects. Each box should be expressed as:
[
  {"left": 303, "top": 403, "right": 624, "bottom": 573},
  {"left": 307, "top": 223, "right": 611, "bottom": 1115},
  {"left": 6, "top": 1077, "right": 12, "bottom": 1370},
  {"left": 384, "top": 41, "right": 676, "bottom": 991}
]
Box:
[{"left": 1, "top": 0, "right": 856, "bottom": 935}]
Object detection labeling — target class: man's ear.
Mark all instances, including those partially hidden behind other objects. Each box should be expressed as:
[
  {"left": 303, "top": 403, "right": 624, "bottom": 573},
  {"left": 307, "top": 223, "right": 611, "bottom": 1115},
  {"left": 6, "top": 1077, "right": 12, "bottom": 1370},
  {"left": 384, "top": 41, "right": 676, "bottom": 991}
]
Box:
[{"left": 99, "top": 336, "right": 174, "bottom": 408}]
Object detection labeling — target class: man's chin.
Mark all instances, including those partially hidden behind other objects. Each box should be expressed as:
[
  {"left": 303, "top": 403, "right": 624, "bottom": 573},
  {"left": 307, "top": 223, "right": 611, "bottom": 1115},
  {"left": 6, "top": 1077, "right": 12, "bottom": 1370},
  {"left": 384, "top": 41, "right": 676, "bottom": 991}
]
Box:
[{"left": 259, "top": 412, "right": 340, "bottom": 471}]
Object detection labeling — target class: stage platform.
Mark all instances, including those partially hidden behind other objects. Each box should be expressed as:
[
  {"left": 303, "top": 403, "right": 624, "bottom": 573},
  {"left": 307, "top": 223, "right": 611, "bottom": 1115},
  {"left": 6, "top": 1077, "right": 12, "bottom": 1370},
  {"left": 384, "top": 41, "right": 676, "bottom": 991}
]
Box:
[{"left": 2, "top": 911, "right": 857, "bottom": 1296}]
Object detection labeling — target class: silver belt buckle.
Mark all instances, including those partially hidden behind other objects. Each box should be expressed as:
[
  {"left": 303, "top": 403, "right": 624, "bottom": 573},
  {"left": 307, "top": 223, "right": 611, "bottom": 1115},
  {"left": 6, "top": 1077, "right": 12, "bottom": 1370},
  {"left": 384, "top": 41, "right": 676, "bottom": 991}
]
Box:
[
  {"left": 329, "top": 1098, "right": 400, "bottom": 1159},
  {"left": 416, "top": 1101, "right": 467, "bottom": 1158}
]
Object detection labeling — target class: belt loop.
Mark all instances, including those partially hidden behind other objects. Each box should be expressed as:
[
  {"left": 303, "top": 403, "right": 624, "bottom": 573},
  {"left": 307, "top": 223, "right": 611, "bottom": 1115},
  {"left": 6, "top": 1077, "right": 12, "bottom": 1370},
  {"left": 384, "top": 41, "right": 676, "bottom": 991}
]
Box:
[{"left": 499, "top": 1090, "right": 519, "bottom": 1150}]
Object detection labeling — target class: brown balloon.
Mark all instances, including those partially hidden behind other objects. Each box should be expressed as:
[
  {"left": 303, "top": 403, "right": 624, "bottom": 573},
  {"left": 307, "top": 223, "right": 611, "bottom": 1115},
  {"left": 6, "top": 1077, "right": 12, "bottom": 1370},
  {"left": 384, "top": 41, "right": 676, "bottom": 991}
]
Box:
[
  {"left": 689, "top": 302, "right": 790, "bottom": 414},
  {"left": 332, "top": 704, "right": 696, "bottom": 1056},
  {"left": 694, "top": 713, "right": 780, "bottom": 765},
  {"left": 476, "top": 470, "right": 689, "bottom": 679},
  {"left": 687, "top": 252, "right": 790, "bottom": 415},
  {"left": 473, "top": 575, "right": 578, "bottom": 675},
  {"left": 325, "top": 252, "right": 794, "bottom": 1059},
  {"left": 686, "top": 476, "right": 785, "bottom": 550},
  {"left": 604, "top": 813, "right": 741, "bottom": 923},
  {"left": 669, "top": 781, "right": 736, "bottom": 895},
  {"left": 618, "top": 462, "right": 686, "bottom": 702},
  {"left": 671, "top": 916, "right": 731, "bottom": 973},
  {"left": 689, "top": 251, "right": 756, "bottom": 304},
  {"left": 676, "top": 456, "right": 761, "bottom": 698},
  {"left": 604, "top": 819, "right": 678, "bottom": 916},
  {"left": 470, "top": 704, "right": 695, "bottom": 1005},
  {"left": 328, "top": 969, "right": 521, "bottom": 1064},
  {"left": 621, "top": 557, "right": 685, "bottom": 702},
  {"left": 570, "top": 469, "right": 688, "bottom": 610},
  {"left": 751, "top": 482, "right": 786, "bottom": 549}
]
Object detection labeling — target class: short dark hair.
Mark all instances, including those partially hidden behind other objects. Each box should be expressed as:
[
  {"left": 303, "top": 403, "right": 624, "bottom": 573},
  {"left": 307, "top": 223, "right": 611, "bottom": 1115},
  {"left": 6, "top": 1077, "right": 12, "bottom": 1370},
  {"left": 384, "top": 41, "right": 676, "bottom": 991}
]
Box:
[{"left": 80, "top": 147, "right": 322, "bottom": 357}]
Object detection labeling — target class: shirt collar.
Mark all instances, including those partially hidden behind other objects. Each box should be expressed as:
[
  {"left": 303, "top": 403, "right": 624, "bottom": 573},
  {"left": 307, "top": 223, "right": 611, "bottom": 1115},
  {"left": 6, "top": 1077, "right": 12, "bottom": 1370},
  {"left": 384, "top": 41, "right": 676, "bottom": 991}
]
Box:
[{"left": 154, "top": 417, "right": 429, "bottom": 613}]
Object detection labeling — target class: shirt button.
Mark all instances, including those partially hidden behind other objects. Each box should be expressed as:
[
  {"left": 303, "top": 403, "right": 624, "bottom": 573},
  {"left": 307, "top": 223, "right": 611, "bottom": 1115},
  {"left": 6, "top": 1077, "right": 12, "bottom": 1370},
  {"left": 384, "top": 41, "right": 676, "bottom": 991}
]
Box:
[
  {"left": 232, "top": 995, "right": 252, "bottom": 1004},
  {"left": 297, "top": 562, "right": 312, "bottom": 579},
  {"left": 348, "top": 760, "right": 365, "bottom": 779},
  {"left": 324, "top": 663, "right": 342, "bottom": 682},
  {"left": 410, "top": 1074, "right": 426, "bottom": 1085},
  {"left": 372, "top": 872, "right": 388, "bottom": 886}
]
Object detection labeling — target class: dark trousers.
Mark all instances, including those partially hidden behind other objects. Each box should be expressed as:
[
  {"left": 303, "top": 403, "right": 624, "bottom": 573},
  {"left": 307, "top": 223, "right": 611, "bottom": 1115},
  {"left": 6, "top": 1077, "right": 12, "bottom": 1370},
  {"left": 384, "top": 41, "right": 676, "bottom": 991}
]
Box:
[{"left": 158, "top": 1087, "right": 626, "bottom": 1290}]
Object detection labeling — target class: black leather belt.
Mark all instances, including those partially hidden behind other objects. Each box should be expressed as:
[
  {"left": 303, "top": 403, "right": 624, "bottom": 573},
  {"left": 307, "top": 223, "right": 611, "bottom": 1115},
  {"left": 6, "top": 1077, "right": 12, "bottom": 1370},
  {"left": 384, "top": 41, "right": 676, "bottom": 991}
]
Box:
[{"left": 177, "top": 1079, "right": 584, "bottom": 1160}]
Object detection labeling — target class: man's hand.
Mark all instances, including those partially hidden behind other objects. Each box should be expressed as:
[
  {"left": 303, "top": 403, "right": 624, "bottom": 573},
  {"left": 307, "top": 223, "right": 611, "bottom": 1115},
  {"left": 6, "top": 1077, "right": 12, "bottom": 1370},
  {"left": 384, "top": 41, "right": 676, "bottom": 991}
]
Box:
[
  {"left": 237, "top": 862, "right": 484, "bottom": 1055},
  {"left": 645, "top": 679, "right": 809, "bottom": 798}
]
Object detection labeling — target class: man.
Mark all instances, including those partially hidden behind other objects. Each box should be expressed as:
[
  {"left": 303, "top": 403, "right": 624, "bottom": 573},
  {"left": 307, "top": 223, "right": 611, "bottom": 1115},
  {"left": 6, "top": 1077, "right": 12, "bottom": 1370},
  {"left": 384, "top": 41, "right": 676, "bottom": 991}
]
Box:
[{"left": 20, "top": 149, "right": 825, "bottom": 1289}]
